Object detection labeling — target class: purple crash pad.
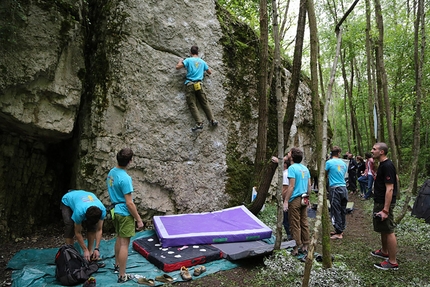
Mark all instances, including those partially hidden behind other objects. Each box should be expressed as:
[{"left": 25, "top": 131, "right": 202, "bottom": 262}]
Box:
[{"left": 153, "top": 205, "right": 272, "bottom": 247}]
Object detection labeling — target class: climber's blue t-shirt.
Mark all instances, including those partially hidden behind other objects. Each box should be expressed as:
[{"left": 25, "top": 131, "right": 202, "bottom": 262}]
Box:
[{"left": 183, "top": 57, "right": 209, "bottom": 84}]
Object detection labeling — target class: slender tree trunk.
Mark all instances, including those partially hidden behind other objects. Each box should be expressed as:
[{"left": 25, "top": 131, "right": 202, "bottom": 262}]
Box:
[
  {"left": 340, "top": 51, "right": 355, "bottom": 153},
  {"left": 374, "top": 51, "right": 384, "bottom": 142},
  {"left": 351, "top": 59, "right": 363, "bottom": 155},
  {"left": 304, "top": 2, "right": 360, "bottom": 284},
  {"left": 302, "top": 0, "right": 332, "bottom": 281},
  {"left": 396, "top": 0, "right": 425, "bottom": 223},
  {"left": 365, "top": 0, "right": 376, "bottom": 146},
  {"left": 279, "top": 0, "right": 291, "bottom": 40},
  {"left": 254, "top": 0, "right": 269, "bottom": 178},
  {"left": 249, "top": 0, "right": 307, "bottom": 215},
  {"left": 353, "top": 60, "right": 364, "bottom": 155},
  {"left": 374, "top": 0, "right": 398, "bottom": 170},
  {"left": 392, "top": 69, "right": 403, "bottom": 158},
  {"left": 268, "top": 1, "right": 292, "bottom": 96},
  {"left": 282, "top": 0, "right": 307, "bottom": 149},
  {"left": 304, "top": 25, "right": 343, "bottom": 286},
  {"left": 271, "top": 0, "right": 284, "bottom": 250}
]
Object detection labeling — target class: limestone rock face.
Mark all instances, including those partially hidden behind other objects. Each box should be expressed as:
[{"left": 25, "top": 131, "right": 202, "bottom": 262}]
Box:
[
  {"left": 0, "top": 0, "right": 316, "bottom": 238},
  {"left": 75, "top": 0, "right": 228, "bottom": 218},
  {"left": 0, "top": 0, "right": 84, "bottom": 141}
]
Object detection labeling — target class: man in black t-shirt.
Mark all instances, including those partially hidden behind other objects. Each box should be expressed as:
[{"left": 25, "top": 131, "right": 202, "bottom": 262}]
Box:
[{"left": 370, "top": 142, "right": 399, "bottom": 270}]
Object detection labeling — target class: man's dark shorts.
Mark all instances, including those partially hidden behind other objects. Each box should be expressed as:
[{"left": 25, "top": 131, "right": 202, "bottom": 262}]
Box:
[
  {"left": 61, "top": 203, "right": 97, "bottom": 239},
  {"left": 373, "top": 202, "right": 396, "bottom": 233}
]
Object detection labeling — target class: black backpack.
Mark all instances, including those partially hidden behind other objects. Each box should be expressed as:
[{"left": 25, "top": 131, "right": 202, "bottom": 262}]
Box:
[{"left": 55, "top": 245, "right": 99, "bottom": 286}]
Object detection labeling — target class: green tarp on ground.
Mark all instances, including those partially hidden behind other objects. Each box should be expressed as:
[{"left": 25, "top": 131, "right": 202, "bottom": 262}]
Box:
[{"left": 7, "top": 230, "right": 240, "bottom": 287}]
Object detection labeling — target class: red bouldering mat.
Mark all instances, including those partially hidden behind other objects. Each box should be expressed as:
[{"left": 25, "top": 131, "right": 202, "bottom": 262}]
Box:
[{"left": 132, "top": 233, "right": 223, "bottom": 272}]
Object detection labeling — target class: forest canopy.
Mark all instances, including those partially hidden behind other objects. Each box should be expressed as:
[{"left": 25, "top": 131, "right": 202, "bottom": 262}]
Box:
[{"left": 219, "top": 0, "right": 430, "bottom": 183}]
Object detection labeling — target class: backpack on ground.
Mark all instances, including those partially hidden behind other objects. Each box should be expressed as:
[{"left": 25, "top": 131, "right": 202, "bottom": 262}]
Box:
[{"left": 55, "top": 244, "right": 99, "bottom": 286}]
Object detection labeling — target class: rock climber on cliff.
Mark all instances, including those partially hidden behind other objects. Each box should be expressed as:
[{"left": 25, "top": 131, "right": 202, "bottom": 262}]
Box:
[{"left": 176, "top": 45, "right": 218, "bottom": 132}]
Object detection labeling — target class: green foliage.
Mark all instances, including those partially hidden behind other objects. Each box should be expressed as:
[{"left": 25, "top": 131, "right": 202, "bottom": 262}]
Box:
[
  {"left": 314, "top": 0, "right": 430, "bottom": 180},
  {"left": 218, "top": 0, "right": 260, "bottom": 31},
  {"left": 257, "top": 202, "right": 278, "bottom": 231},
  {"left": 253, "top": 200, "right": 430, "bottom": 286},
  {"left": 396, "top": 211, "right": 430, "bottom": 253}
]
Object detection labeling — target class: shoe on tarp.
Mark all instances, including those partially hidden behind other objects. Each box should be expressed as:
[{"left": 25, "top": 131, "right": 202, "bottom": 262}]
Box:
[
  {"left": 155, "top": 274, "right": 174, "bottom": 283},
  {"left": 180, "top": 266, "right": 192, "bottom": 281},
  {"left": 193, "top": 265, "right": 206, "bottom": 276},
  {"left": 137, "top": 277, "right": 155, "bottom": 286}
]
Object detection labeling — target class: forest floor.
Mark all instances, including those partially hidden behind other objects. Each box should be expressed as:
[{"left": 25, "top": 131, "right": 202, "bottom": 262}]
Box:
[{"left": 0, "top": 192, "right": 428, "bottom": 286}]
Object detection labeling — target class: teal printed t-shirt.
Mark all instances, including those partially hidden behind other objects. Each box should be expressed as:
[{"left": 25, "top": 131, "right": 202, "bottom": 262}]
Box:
[
  {"left": 183, "top": 57, "right": 209, "bottom": 84},
  {"left": 61, "top": 190, "right": 106, "bottom": 224},
  {"left": 287, "top": 163, "right": 310, "bottom": 202},
  {"left": 325, "top": 158, "right": 347, "bottom": 187},
  {"left": 106, "top": 167, "right": 134, "bottom": 216}
]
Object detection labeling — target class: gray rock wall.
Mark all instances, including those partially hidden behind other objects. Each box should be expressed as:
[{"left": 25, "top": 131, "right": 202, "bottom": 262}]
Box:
[
  {"left": 0, "top": 0, "right": 316, "bottom": 238},
  {"left": 76, "top": 0, "right": 229, "bottom": 218},
  {"left": 0, "top": 0, "right": 84, "bottom": 140}
]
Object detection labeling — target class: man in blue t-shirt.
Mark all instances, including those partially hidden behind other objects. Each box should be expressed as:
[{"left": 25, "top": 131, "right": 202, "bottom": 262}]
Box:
[
  {"left": 107, "top": 148, "right": 144, "bottom": 283},
  {"left": 61, "top": 190, "right": 106, "bottom": 261},
  {"left": 325, "top": 146, "right": 348, "bottom": 239},
  {"left": 284, "top": 147, "right": 311, "bottom": 255},
  {"left": 176, "top": 45, "right": 218, "bottom": 131}
]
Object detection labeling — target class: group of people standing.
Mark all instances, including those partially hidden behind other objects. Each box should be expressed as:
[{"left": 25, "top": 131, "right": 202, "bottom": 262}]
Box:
[
  {"left": 61, "top": 148, "right": 143, "bottom": 283},
  {"left": 275, "top": 142, "right": 399, "bottom": 270},
  {"left": 327, "top": 143, "right": 398, "bottom": 270},
  {"left": 345, "top": 151, "right": 377, "bottom": 200}
]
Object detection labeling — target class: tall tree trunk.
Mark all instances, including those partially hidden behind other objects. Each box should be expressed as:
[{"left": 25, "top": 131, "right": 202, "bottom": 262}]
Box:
[
  {"left": 353, "top": 60, "right": 364, "bottom": 155},
  {"left": 282, "top": 0, "right": 307, "bottom": 150},
  {"left": 302, "top": 0, "right": 332, "bottom": 280},
  {"left": 374, "top": 51, "right": 384, "bottom": 142},
  {"left": 374, "top": 0, "right": 398, "bottom": 170},
  {"left": 341, "top": 52, "right": 351, "bottom": 152},
  {"left": 254, "top": 0, "right": 269, "bottom": 178},
  {"left": 249, "top": 0, "right": 307, "bottom": 215},
  {"left": 365, "top": 0, "right": 376, "bottom": 147},
  {"left": 304, "top": 24, "right": 343, "bottom": 287},
  {"left": 340, "top": 51, "right": 354, "bottom": 153},
  {"left": 271, "top": 0, "right": 284, "bottom": 250},
  {"left": 396, "top": 0, "right": 425, "bottom": 223},
  {"left": 351, "top": 59, "right": 363, "bottom": 155},
  {"left": 303, "top": 2, "right": 360, "bottom": 285},
  {"left": 279, "top": 0, "right": 292, "bottom": 40}
]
